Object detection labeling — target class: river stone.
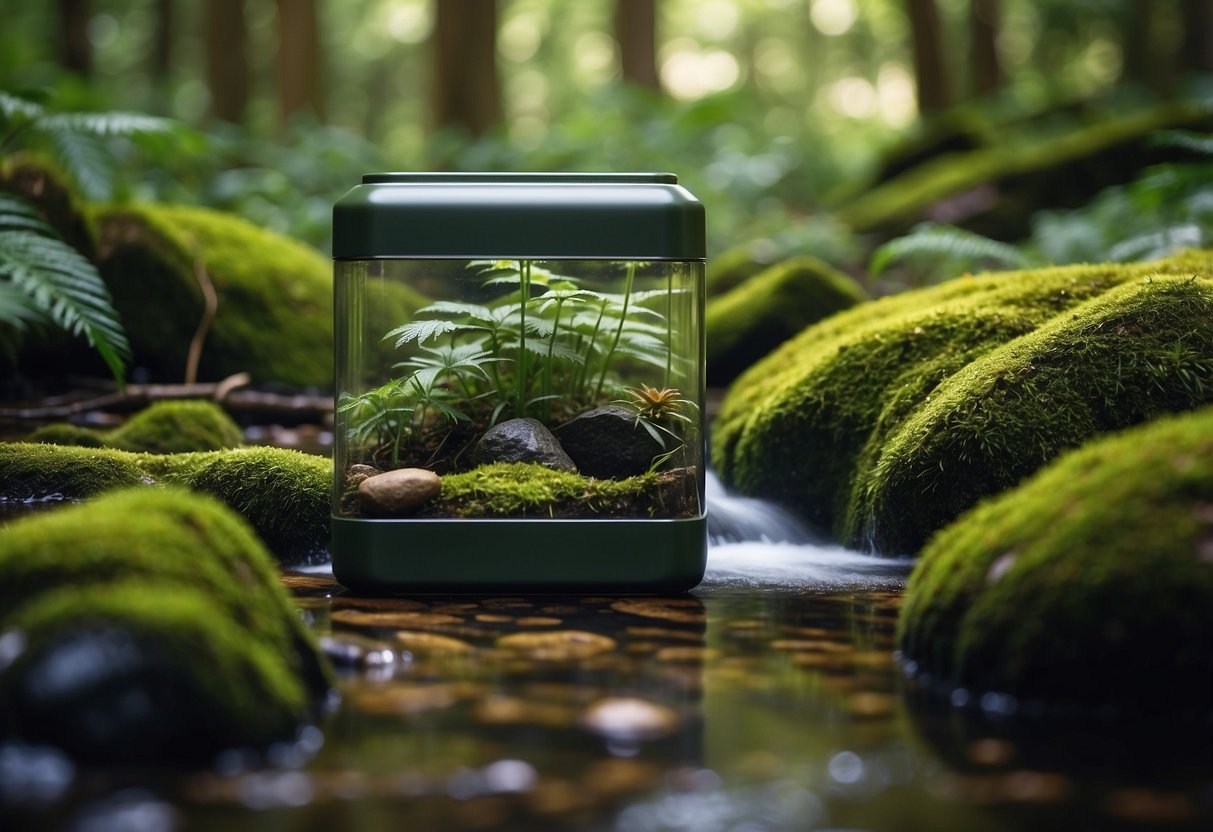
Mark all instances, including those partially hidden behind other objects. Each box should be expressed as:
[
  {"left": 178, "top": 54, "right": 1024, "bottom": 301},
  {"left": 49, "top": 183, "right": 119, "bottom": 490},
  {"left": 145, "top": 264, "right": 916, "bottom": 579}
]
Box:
[
  {"left": 557, "top": 406, "right": 664, "bottom": 479},
  {"left": 358, "top": 468, "right": 442, "bottom": 515},
  {"left": 471, "top": 418, "right": 576, "bottom": 471}
]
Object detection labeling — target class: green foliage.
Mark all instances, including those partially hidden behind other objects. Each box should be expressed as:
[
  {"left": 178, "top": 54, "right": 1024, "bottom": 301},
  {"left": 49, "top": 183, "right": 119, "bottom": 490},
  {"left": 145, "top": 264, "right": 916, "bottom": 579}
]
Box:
[
  {"left": 869, "top": 223, "right": 1032, "bottom": 281},
  {"left": 341, "top": 260, "right": 688, "bottom": 471},
  {"left": 0, "top": 191, "right": 130, "bottom": 382},
  {"left": 0, "top": 91, "right": 185, "bottom": 201}
]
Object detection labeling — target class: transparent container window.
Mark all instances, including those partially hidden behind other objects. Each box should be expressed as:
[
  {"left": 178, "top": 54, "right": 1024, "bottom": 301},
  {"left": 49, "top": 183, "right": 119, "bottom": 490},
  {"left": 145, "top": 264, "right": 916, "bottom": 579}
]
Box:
[{"left": 335, "top": 259, "right": 705, "bottom": 520}]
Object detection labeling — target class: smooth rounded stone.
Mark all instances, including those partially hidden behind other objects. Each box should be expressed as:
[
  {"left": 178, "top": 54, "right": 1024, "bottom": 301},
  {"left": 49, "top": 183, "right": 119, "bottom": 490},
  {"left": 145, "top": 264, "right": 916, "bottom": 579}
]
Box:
[
  {"left": 358, "top": 468, "right": 442, "bottom": 515},
  {"left": 579, "top": 696, "right": 680, "bottom": 742},
  {"left": 472, "top": 418, "right": 576, "bottom": 471},
  {"left": 556, "top": 406, "right": 664, "bottom": 479}
]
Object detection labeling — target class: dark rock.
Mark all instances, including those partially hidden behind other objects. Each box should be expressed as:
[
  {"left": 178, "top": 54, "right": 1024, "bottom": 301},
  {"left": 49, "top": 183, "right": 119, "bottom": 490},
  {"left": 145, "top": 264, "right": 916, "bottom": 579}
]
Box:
[
  {"left": 358, "top": 468, "right": 442, "bottom": 515},
  {"left": 557, "top": 406, "right": 665, "bottom": 479},
  {"left": 471, "top": 418, "right": 576, "bottom": 471}
]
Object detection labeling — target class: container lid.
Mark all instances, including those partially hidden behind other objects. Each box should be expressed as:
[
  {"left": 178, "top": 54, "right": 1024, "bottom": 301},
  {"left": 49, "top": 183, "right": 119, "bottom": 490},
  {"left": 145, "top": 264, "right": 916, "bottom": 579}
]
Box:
[{"left": 332, "top": 172, "right": 705, "bottom": 259}]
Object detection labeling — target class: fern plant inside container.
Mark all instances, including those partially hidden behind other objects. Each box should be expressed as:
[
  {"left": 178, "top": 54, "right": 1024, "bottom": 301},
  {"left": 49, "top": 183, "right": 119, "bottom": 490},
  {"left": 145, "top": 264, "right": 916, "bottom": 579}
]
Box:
[{"left": 331, "top": 173, "right": 707, "bottom": 592}]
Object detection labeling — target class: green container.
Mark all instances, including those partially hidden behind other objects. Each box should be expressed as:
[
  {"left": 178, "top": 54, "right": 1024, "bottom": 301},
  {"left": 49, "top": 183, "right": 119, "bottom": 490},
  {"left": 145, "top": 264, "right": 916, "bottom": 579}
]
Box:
[{"left": 332, "top": 173, "right": 707, "bottom": 592}]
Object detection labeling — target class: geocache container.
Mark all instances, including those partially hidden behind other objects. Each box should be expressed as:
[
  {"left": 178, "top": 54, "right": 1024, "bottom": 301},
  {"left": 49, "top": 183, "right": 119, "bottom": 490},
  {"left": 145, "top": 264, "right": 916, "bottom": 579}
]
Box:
[{"left": 331, "top": 173, "right": 707, "bottom": 592}]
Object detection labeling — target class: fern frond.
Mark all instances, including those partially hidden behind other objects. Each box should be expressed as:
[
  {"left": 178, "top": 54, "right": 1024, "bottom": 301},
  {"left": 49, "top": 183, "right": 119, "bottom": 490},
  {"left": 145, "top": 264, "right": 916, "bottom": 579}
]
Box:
[
  {"left": 31, "top": 122, "right": 114, "bottom": 200},
  {"left": 0, "top": 92, "right": 43, "bottom": 126},
  {"left": 0, "top": 193, "right": 54, "bottom": 234},
  {"left": 414, "top": 301, "right": 494, "bottom": 321},
  {"left": 0, "top": 230, "right": 130, "bottom": 380},
  {"left": 39, "top": 111, "right": 177, "bottom": 138},
  {"left": 383, "top": 318, "right": 470, "bottom": 347},
  {"left": 1149, "top": 130, "right": 1213, "bottom": 157},
  {"left": 870, "top": 224, "right": 1031, "bottom": 276},
  {"left": 1108, "top": 224, "right": 1204, "bottom": 263},
  {"left": 0, "top": 281, "right": 44, "bottom": 330}
]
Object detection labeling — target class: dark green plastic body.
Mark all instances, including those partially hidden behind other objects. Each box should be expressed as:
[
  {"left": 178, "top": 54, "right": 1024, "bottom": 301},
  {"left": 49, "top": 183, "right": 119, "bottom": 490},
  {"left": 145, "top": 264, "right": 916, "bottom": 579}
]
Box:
[{"left": 331, "top": 516, "right": 708, "bottom": 593}]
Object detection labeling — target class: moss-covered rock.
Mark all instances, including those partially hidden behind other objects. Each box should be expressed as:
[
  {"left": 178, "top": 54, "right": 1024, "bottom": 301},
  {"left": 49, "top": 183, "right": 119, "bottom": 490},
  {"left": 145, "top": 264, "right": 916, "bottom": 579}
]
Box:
[
  {"left": 104, "top": 399, "right": 244, "bottom": 453},
  {"left": 0, "top": 443, "right": 330, "bottom": 562},
  {"left": 853, "top": 273, "right": 1213, "bottom": 554},
  {"left": 26, "top": 422, "right": 108, "bottom": 448},
  {"left": 706, "top": 241, "right": 783, "bottom": 297},
  {"left": 413, "top": 462, "right": 694, "bottom": 519},
  {"left": 837, "top": 102, "right": 1212, "bottom": 237},
  {"left": 0, "top": 488, "right": 330, "bottom": 762},
  {"left": 713, "top": 250, "right": 1213, "bottom": 551},
  {"left": 898, "top": 407, "right": 1213, "bottom": 714},
  {"left": 706, "top": 257, "right": 867, "bottom": 385},
  {"left": 89, "top": 203, "right": 424, "bottom": 388}
]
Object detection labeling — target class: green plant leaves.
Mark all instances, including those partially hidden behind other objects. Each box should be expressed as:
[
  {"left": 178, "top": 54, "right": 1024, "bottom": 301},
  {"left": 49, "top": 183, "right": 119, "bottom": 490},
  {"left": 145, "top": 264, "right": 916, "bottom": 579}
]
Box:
[
  {"left": 0, "top": 207, "right": 131, "bottom": 383},
  {"left": 870, "top": 223, "right": 1032, "bottom": 278}
]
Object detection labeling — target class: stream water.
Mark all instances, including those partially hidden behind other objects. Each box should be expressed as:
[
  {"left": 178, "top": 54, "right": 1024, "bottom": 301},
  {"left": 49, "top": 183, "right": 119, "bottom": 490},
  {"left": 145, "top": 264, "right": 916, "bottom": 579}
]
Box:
[{"left": 5, "top": 476, "right": 1213, "bottom": 831}]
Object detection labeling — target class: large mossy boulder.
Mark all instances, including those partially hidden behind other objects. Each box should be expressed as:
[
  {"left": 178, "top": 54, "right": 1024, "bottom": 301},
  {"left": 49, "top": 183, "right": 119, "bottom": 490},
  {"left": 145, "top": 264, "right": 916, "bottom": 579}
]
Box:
[
  {"left": 31, "top": 399, "right": 244, "bottom": 454},
  {"left": 0, "top": 488, "right": 330, "bottom": 763},
  {"left": 706, "top": 256, "right": 867, "bottom": 385},
  {"left": 89, "top": 203, "right": 424, "bottom": 388},
  {"left": 0, "top": 443, "right": 330, "bottom": 563},
  {"left": 897, "top": 407, "right": 1213, "bottom": 714},
  {"left": 713, "top": 250, "right": 1213, "bottom": 554},
  {"left": 837, "top": 102, "right": 1212, "bottom": 238}
]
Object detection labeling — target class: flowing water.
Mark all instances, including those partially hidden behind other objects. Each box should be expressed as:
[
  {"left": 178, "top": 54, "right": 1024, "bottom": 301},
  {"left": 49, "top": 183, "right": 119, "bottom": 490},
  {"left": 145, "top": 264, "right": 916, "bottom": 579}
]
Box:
[{"left": 4, "top": 477, "right": 1213, "bottom": 831}]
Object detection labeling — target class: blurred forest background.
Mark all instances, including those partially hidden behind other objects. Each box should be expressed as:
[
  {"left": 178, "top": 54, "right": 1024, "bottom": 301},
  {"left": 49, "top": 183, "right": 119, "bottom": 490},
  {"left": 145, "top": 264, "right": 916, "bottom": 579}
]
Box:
[{"left": 4, "top": 0, "right": 1213, "bottom": 272}]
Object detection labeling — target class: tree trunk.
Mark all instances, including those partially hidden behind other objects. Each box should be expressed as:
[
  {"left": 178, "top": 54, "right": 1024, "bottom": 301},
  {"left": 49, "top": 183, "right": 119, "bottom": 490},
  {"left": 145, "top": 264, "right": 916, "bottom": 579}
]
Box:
[
  {"left": 276, "top": 0, "right": 326, "bottom": 126},
  {"left": 906, "top": 0, "right": 951, "bottom": 114},
  {"left": 206, "top": 0, "right": 250, "bottom": 123},
  {"left": 431, "top": 0, "right": 502, "bottom": 136},
  {"left": 151, "top": 0, "right": 174, "bottom": 78},
  {"left": 1182, "top": 0, "right": 1213, "bottom": 74},
  {"left": 57, "top": 0, "right": 92, "bottom": 78},
  {"left": 615, "top": 0, "right": 660, "bottom": 93},
  {"left": 969, "top": 0, "right": 1003, "bottom": 96}
]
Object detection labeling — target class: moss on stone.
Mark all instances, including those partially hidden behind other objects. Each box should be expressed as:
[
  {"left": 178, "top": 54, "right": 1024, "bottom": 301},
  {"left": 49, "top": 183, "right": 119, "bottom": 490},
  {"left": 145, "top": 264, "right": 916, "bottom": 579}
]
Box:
[
  {"left": 415, "top": 462, "right": 693, "bottom": 519},
  {"left": 897, "top": 407, "right": 1213, "bottom": 713},
  {"left": 165, "top": 447, "right": 331, "bottom": 561},
  {"left": 713, "top": 250, "right": 1213, "bottom": 548},
  {"left": 0, "top": 443, "right": 330, "bottom": 562},
  {"left": 706, "top": 256, "right": 867, "bottom": 385},
  {"left": 706, "top": 241, "right": 783, "bottom": 297},
  {"left": 855, "top": 273, "right": 1213, "bottom": 554},
  {"left": 837, "top": 103, "right": 1212, "bottom": 236},
  {"left": 105, "top": 400, "right": 244, "bottom": 453},
  {"left": 27, "top": 422, "right": 108, "bottom": 448},
  {"left": 0, "top": 488, "right": 329, "bottom": 760},
  {"left": 89, "top": 203, "right": 424, "bottom": 387}
]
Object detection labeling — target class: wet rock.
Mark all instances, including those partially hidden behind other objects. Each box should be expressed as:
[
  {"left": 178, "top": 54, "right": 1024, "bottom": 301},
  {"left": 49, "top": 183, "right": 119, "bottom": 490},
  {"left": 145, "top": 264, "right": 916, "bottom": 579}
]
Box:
[
  {"left": 472, "top": 418, "right": 575, "bottom": 471},
  {"left": 358, "top": 468, "right": 442, "bottom": 515},
  {"left": 556, "top": 406, "right": 664, "bottom": 479},
  {"left": 579, "top": 697, "right": 680, "bottom": 742}
]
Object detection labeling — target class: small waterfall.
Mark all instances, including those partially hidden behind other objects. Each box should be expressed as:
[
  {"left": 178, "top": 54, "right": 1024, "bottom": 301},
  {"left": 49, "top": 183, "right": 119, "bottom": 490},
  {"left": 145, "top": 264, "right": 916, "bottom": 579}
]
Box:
[
  {"left": 704, "top": 471, "right": 912, "bottom": 592},
  {"left": 705, "top": 470, "right": 817, "bottom": 546}
]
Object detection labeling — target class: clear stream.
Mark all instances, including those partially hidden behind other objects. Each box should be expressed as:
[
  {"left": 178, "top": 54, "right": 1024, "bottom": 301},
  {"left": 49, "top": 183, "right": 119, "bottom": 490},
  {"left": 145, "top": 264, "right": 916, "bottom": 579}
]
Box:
[{"left": 4, "top": 477, "right": 1213, "bottom": 831}]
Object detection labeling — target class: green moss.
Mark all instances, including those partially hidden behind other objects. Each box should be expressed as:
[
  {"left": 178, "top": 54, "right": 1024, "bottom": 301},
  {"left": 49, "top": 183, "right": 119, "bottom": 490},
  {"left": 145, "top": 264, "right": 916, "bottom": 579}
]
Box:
[
  {"left": 898, "top": 407, "right": 1213, "bottom": 712},
  {"left": 838, "top": 103, "right": 1211, "bottom": 235},
  {"left": 857, "top": 273, "right": 1213, "bottom": 554},
  {"left": 165, "top": 447, "right": 331, "bottom": 561},
  {"left": 27, "top": 422, "right": 108, "bottom": 448},
  {"left": 713, "top": 250, "right": 1213, "bottom": 544},
  {"left": 415, "top": 462, "right": 691, "bottom": 519},
  {"left": 0, "top": 443, "right": 330, "bottom": 562},
  {"left": 706, "top": 256, "right": 867, "bottom": 385},
  {"left": 706, "top": 241, "right": 782, "bottom": 297},
  {"left": 89, "top": 203, "right": 425, "bottom": 387},
  {"left": 0, "top": 488, "right": 323, "bottom": 684},
  {"left": 105, "top": 400, "right": 244, "bottom": 453},
  {"left": 0, "top": 488, "right": 329, "bottom": 759}
]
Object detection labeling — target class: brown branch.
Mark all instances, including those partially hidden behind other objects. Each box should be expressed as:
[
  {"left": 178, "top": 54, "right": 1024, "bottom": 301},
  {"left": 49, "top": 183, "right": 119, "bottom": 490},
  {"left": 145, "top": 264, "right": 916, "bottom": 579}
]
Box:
[
  {"left": 186, "top": 254, "right": 218, "bottom": 385},
  {"left": 0, "top": 373, "right": 257, "bottom": 420}
]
